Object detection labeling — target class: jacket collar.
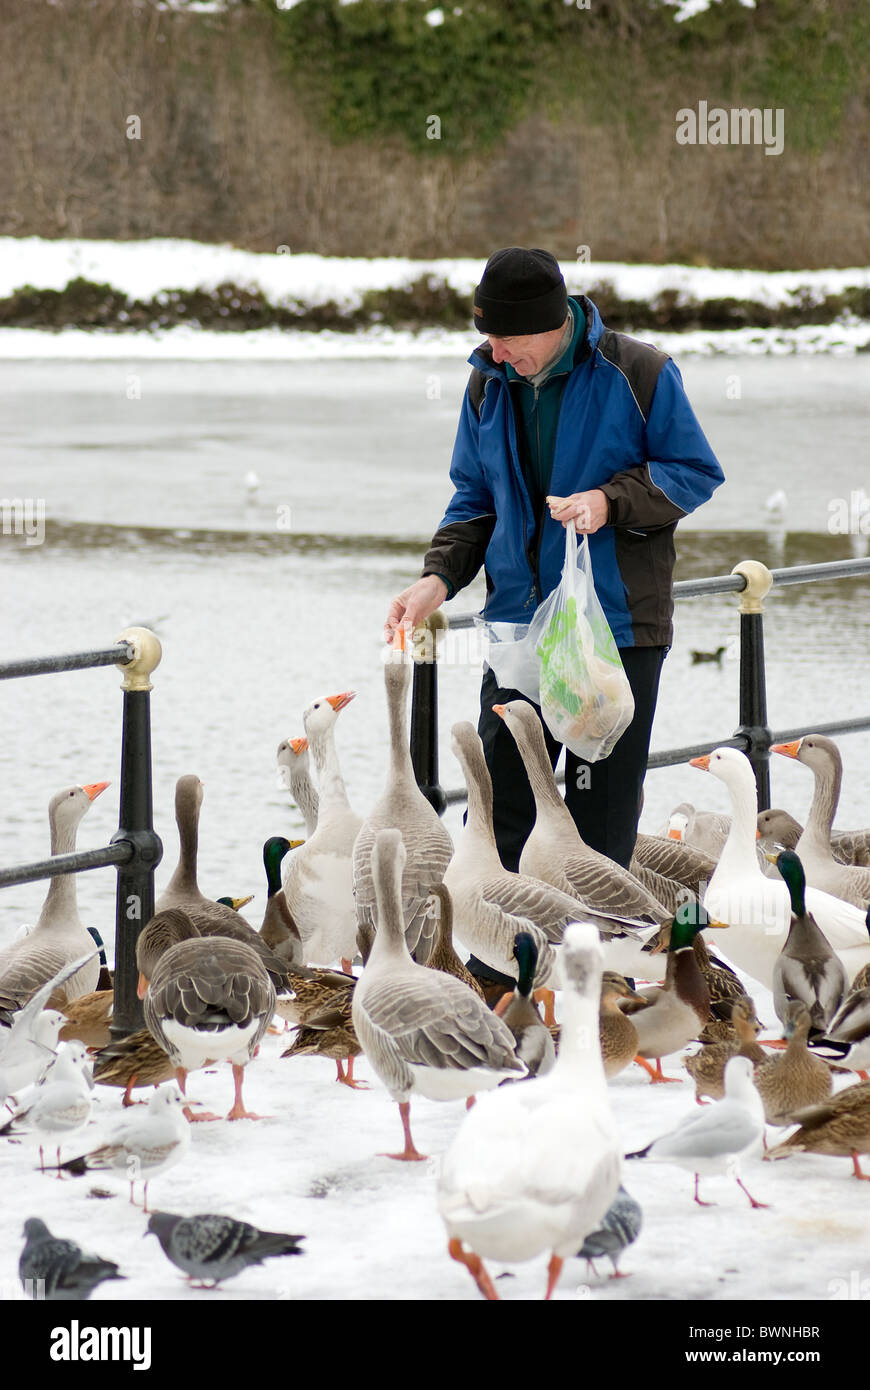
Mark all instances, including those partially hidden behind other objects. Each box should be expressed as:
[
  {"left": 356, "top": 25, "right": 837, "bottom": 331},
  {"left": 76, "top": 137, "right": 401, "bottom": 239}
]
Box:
[{"left": 468, "top": 295, "right": 603, "bottom": 379}]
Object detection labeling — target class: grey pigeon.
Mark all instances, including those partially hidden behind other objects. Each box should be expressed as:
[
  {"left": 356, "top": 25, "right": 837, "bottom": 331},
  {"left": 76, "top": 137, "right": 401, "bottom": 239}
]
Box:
[
  {"left": 146, "top": 1211, "right": 305, "bottom": 1287},
  {"left": 19, "top": 1217, "right": 124, "bottom": 1300},
  {"left": 576, "top": 1185, "right": 642, "bottom": 1278}
]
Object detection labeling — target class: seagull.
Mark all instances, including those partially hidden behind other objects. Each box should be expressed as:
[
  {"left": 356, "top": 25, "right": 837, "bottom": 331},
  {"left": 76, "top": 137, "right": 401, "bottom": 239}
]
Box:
[
  {"left": 56, "top": 1082, "right": 191, "bottom": 1212},
  {"left": 146, "top": 1212, "right": 305, "bottom": 1288},
  {"left": 625, "top": 1056, "right": 767, "bottom": 1209},
  {"left": 19, "top": 1217, "right": 124, "bottom": 1300},
  {"left": 0, "top": 952, "right": 97, "bottom": 1104},
  {"left": 0, "top": 1042, "right": 93, "bottom": 1172}
]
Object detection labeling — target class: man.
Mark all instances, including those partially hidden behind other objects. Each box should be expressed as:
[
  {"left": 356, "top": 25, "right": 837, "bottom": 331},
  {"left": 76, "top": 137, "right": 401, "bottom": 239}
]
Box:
[{"left": 385, "top": 247, "right": 724, "bottom": 872}]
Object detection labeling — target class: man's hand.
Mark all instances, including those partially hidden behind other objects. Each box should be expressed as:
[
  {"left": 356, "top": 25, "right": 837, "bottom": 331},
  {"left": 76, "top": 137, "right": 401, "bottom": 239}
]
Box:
[
  {"left": 547, "top": 489, "right": 609, "bottom": 534},
  {"left": 383, "top": 575, "right": 448, "bottom": 644}
]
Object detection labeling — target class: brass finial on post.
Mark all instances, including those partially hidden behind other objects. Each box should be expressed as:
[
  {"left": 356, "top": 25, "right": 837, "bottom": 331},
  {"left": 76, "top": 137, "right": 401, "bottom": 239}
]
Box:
[
  {"left": 111, "top": 626, "right": 163, "bottom": 1038},
  {"left": 115, "top": 626, "right": 162, "bottom": 692},
  {"left": 731, "top": 560, "right": 773, "bottom": 615}
]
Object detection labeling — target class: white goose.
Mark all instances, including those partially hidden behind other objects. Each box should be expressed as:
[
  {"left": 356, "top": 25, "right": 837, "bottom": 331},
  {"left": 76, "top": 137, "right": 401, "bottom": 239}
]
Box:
[
  {"left": 276, "top": 736, "right": 319, "bottom": 837},
  {"left": 351, "top": 829, "right": 524, "bottom": 1162},
  {"left": 771, "top": 735, "right": 870, "bottom": 909},
  {"left": 0, "top": 783, "right": 109, "bottom": 1005},
  {"left": 691, "top": 748, "right": 870, "bottom": 987},
  {"left": 282, "top": 693, "right": 362, "bottom": 971},
  {"left": 438, "top": 922, "right": 621, "bottom": 1301},
  {"left": 353, "top": 642, "right": 453, "bottom": 964}
]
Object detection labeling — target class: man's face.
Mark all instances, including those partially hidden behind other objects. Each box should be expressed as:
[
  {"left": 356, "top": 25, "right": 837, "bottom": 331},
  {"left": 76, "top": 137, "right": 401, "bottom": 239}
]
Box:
[{"left": 486, "top": 320, "right": 568, "bottom": 378}]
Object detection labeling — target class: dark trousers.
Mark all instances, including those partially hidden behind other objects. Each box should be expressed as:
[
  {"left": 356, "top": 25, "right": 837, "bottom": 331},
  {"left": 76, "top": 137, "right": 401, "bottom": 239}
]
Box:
[{"left": 478, "top": 646, "right": 667, "bottom": 873}]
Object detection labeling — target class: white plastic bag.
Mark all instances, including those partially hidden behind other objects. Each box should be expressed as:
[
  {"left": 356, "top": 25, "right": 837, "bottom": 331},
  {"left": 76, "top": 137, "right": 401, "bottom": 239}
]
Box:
[
  {"left": 476, "top": 619, "right": 540, "bottom": 701},
  {"left": 527, "top": 526, "right": 634, "bottom": 761}
]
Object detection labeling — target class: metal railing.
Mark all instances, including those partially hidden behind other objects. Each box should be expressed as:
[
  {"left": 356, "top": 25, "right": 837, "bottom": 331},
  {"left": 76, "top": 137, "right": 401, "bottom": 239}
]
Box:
[
  {"left": 409, "top": 555, "right": 870, "bottom": 812},
  {"left": 0, "top": 628, "right": 163, "bottom": 1037}
]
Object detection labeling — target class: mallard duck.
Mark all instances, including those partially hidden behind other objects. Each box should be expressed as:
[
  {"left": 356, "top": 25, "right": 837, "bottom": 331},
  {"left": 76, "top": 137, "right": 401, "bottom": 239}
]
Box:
[
  {"left": 598, "top": 973, "right": 646, "bottom": 1078},
  {"left": 690, "top": 748, "right": 870, "bottom": 986},
  {"left": 216, "top": 895, "right": 255, "bottom": 912},
  {"left": 769, "top": 850, "right": 848, "bottom": 1031},
  {"left": 352, "top": 829, "right": 524, "bottom": 1161},
  {"left": 771, "top": 736, "right": 870, "bottom": 909},
  {"left": 91, "top": 1030, "right": 175, "bottom": 1106},
  {"left": 626, "top": 1055, "right": 767, "bottom": 1208},
  {"left": 620, "top": 903, "right": 715, "bottom": 1083},
  {"left": 809, "top": 979, "right": 870, "bottom": 1079},
  {"left": 260, "top": 837, "right": 305, "bottom": 967},
  {"left": 0, "top": 783, "right": 109, "bottom": 1005},
  {"left": 136, "top": 908, "right": 276, "bottom": 1122},
  {"left": 684, "top": 997, "right": 768, "bottom": 1103},
  {"left": 281, "top": 1014, "right": 363, "bottom": 1088},
  {"left": 424, "top": 885, "right": 486, "bottom": 1001},
  {"left": 276, "top": 735, "right": 319, "bottom": 836},
  {"left": 765, "top": 1079, "right": 870, "bottom": 1179},
  {"left": 697, "top": 993, "right": 763, "bottom": 1045},
  {"left": 283, "top": 693, "right": 363, "bottom": 971},
  {"left": 753, "top": 1000, "right": 832, "bottom": 1126},
  {"left": 438, "top": 922, "right": 621, "bottom": 1301},
  {"left": 353, "top": 639, "right": 453, "bottom": 965},
  {"left": 499, "top": 934, "right": 556, "bottom": 1078},
  {"left": 58, "top": 990, "right": 113, "bottom": 1049}
]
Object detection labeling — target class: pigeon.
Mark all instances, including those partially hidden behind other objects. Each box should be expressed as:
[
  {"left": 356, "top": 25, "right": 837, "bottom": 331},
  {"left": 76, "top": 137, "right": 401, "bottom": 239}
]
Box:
[
  {"left": 19, "top": 1217, "right": 124, "bottom": 1300},
  {"left": 56, "top": 1082, "right": 191, "bottom": 1211},
  {"left": 0, "top": 1042, "right": 93, "bottom": 1170},
  {"left": 146, "top": 1212, "right": 305, "bottom": 1288},
  {"left": 576, "top": 1185, "right": 643, "bottom": 1278},
  {"left": 625, "top": 1055, "right": 767, "bottom": 1209}
]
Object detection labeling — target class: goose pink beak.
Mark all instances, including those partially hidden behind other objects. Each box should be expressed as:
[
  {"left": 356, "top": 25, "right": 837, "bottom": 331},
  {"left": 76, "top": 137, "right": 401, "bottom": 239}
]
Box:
[{"left": 689, "top": 755, "right": 710, "bottom": 772}]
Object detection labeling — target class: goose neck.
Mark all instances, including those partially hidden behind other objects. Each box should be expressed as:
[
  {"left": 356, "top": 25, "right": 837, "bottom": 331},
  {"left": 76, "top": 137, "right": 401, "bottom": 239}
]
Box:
[
  {"left": 805, "top": 759, "right": 840, "bottom": 844},
  {"left": 556, "top": 989, "right": 607, "bottom": 1083},
  {"left": 309, "top": 727, "right": 350, "bottom": 811}
]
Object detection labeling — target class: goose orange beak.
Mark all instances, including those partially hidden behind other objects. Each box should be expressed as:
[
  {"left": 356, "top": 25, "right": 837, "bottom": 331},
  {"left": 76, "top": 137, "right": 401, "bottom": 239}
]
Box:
[
  {"left": 326, "top": 691, "right": 356, "bottom": 712},
  {"left": 689, "top": 755, "right": 710, "bottom": 771},
  {"left": 82, "top": 781, "right": 110, "bottom": 801},
  {"left": 288, "top": 737, "right": 308, "bottom": 755},
  {"left": 667, "top": 826, "right": 683, "bottom": 840},
  {"left": 771, "top": 740, "right": 802, "bottom": 759},
  {"left": 136, "top": 972, "right": 149, "bottom": 1000},
  {"left": 493, "top": 704, "right": 506, "bottom": 718},
  {"left": 392, "top": 627, "right": 407, "bottom": 652}
]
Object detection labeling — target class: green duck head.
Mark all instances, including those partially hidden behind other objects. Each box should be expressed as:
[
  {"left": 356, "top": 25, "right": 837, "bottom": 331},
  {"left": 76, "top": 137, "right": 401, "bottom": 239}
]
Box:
[
  {"left": 262, "top": 835, "right": 299, "bottom": 896},
  {"left": 773, "top": 849, "right": 807, "bottom": 918},
  {"left": 667, "top": 901, "right": 712, "bottom": 953}
]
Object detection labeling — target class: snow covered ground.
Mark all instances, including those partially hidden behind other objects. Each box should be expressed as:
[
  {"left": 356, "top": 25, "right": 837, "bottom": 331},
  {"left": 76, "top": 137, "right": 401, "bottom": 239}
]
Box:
[
  {"left": 2, "top": 961, "right": 867, "bottom": 1306},
  {"left": 1, "top": 237, "right": 869, "bottom": 359}
]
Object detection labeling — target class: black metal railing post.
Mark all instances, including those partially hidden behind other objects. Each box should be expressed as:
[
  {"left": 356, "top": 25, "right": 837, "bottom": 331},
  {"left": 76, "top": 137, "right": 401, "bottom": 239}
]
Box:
[
  {"left": 730, "top": 561, "right": 774, "bottom": 812},
  {"left": 110, "top": 628, "right": 164, "bottom": 1038},
  {"left": 409, "top": 612, "right": 448, "bottom": 816}
]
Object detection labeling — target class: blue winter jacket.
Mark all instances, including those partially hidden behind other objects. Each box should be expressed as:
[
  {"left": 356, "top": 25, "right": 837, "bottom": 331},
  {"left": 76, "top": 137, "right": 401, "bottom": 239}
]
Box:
[{"left": 422, "top": 295, "right": 724, "bottom": 648}]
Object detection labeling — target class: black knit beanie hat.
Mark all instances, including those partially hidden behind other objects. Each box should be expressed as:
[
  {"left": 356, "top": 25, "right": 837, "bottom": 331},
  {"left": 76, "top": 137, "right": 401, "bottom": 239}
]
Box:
[{"left": 473, "top": 247, "right": 568, "bottom": 336}]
